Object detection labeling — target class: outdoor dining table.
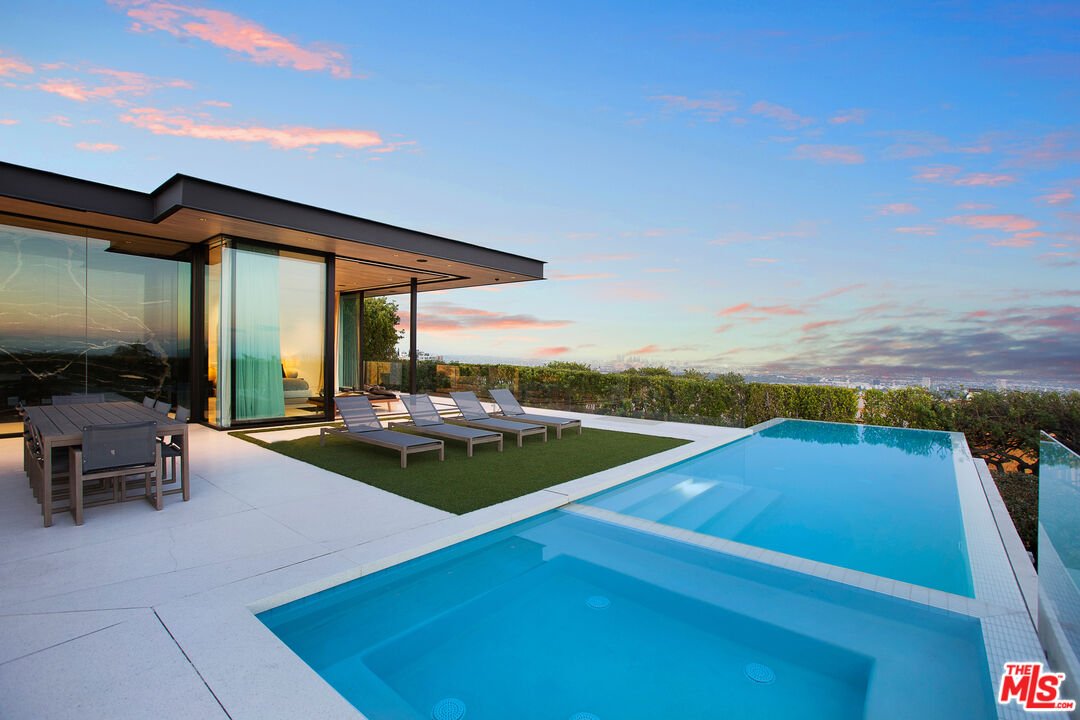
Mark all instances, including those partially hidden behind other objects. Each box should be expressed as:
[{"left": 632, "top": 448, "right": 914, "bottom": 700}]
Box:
[{"left": 23, "top": 401, "right": 190, "bottom": 527}]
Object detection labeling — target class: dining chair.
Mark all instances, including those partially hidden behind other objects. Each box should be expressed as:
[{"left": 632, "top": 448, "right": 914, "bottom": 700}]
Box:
[
  {"left": 69, "top": 421, "right": 161, "bottom": 525},
  {"left": 160, "top": 406, "right": 188, "bottom": 494}
]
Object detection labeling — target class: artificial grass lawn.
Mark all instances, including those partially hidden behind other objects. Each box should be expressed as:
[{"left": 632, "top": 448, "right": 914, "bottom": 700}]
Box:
[{"left": 232, "top": 425, "right": 689, "bottom": 514}]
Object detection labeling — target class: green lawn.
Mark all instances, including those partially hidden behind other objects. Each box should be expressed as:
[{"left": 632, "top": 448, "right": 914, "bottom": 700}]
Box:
[{"left": 232, "top": 425, "right": 689, "bottom": 514}]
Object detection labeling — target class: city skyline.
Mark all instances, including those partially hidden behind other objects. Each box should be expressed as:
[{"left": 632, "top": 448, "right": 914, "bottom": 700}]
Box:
[{"left": 1, "top": 1, "right": 1078, "bottom": 382}]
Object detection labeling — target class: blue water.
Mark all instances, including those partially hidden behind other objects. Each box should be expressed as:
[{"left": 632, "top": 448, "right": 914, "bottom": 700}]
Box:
[
  {"left": 260, "top": 511, "right": 995, "bottom": 720},
  {"left": 583, "top": 420, "right": 975, "bottom": 597}
]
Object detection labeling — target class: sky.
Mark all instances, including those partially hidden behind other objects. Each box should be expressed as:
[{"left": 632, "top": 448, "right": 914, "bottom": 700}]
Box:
[{"left": 1, "top": 1, "right": 1079, "bottom": 383}]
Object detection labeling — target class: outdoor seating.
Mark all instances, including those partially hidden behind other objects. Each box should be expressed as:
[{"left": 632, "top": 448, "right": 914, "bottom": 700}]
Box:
[
  {"left": 153, "top": 399, "right": 171, "bottom": 415},
  {"left": 489, "top": 388, "right": 582, "bottom": 439},
  {"left": 142, "top": 396, "right": 156, "bottom": 408},
  {"left": 321, "top": 395, "right": 444, "bottom": 468},
  {"left": 399, "top": 394, "right": 503, "bottom": 456},
  {"left": 448, "top": 391, "right": 547, "bottom": 447},
  {"left": 69, "top": 421, "right": 161, "bottom": 525},
  {"left": 159, "top": 406, "right": 189, "bottom": 495},
  {"left": 52, "top": 393, "right": 106, "bottom": 405}
]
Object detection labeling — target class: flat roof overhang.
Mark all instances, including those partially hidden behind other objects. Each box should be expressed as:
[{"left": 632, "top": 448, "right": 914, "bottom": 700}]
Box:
[{"left": 0, "top": 161, "right": 545, "bottom": 295}]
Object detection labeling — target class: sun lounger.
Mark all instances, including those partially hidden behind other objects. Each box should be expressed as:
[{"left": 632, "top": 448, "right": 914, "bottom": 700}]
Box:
[
  {"left": 321, "top": 395, "right": 443, "bottom": 468},
  {"left": 488, "top": 388, "right": 582, "bottom": 439},
  {"left": 399, "top": 394, "right": 503, "bottom": 456},
  {"left": 449, "top": 391, "right": 547, "bottom": 447}
]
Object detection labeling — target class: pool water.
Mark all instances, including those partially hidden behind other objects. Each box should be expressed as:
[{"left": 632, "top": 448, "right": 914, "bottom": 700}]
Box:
[
  {"left": 583, "top": 420, "right": 975, "bottom": 596},
  {"left": 259, "top": 511, "right": 995, "bottom": 720}
]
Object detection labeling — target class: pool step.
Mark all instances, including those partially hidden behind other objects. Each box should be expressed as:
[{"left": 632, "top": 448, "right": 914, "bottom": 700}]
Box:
[
  {"left": 654, "top": 478, "right": 753, "bottom": 531},
  {"left": 616, "top": 473, "right": 721, "bottom": 520},
  {"left": 697, "top": 486, "right": 783, "bottom": 539}
]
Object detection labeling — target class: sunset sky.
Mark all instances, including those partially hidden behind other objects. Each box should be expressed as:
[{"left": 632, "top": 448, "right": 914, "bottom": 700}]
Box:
[{"left": 2, "top": 1, "right": 1078, "bottom": 381}]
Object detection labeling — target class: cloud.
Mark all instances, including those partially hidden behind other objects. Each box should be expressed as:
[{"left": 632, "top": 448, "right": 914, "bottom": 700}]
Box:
[
  {"left": 604, "top": 282, "right": 665, "bottom": 302},
  {"left": 829, "top": 108, "right": 867, "bottom": 124},
  {"left": 877, "top": 202, "right": 919, "bottom": 215},
  {"left": 1003, "top": 131, "right": 1080, "bottom": 169},
  {"left": 75, "top": 141, "right": 122, "bottom": 152},
  {"left": 36, "top": 67, "right": 192, "bottom": 102},
  {"left": 369, "top": 140, "right": 418, "bottom": 154},
  {"left": 644, "top": 268, "right": 677, "bottom": 273},
  {"left": 119, "top": 106, "right": 383, "bottom": 150},
  {"left": 913, "top": 164, "right": 1017, "bottom": 186},
  {"left": 202, "top": 99, "right": 231, "bottom": 107},
  {"left": 1036, "top": 188, "right": 1076, "bottom": 205},
  {"left": 531, "top": 346, "right": 570, "bottom": 358},
  {"left": 944, "top": 213, "right": 1038, "bottom": 233},
  {"left": 0, "top": 118, "right": 17, "bottom": 125},
  {"left": 957, "top": 202, "right": 995, "bottom": 210},
  {"left": 548, "top": 272, "right": 616, "bottom": 281},
  {"left": 893, "top": 226, "right": 938, "bottom": 235},
  {"left": 44, "top": 115, "right": 73, "bottom": 126},
  {"left": 806, "top": 283, "right": 867, "bottom": 303},
  {"left": 717, "top": 302, "right": 753, "bottom": 316},
  {"left": 628, "top": 345, "right": 660, "bottom": 355},
  {"left": 0, "top": 50, "right": 33, "bottom": 77},
  {"left": 801, "top": 319, "right": 849, "bottom": 332},
  {"left": 714, "top": 323, "right": 734, "bottom": 334},
  {"left": 749, "top": 100, "right": 814, "bottom": 129},
  {"left": 748, "top": 257, "right": 778, "bottom": 263},
  {"left": 648, "top": 92, "right": 738, "bottom": 121},
  {"left": 792, "top": 144, "right": 864, "bottom": 164},
  {"left": 108, "top": 0, "right": 353, "bottom": 78},
  {"left": 716, "top": 302, "right": 806, "bottom": 317},
  {"left": 403, "top": 302, "right": 572, "bottom": 336}
]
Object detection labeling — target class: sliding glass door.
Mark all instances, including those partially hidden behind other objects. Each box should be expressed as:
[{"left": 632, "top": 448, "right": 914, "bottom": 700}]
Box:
[{"left": 205, "top": 238, "right": 326, "bottom": 427}]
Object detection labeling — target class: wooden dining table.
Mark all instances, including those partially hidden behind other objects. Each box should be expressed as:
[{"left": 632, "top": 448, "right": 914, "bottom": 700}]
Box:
[{"left": 23, "top": 401, "right": 190, "bottom": 527}]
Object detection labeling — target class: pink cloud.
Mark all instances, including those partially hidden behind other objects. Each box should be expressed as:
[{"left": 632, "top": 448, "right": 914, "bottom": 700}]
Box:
[
  {"left": 714, "top": 323, "right": 734, "bottom": 334},
  {"left": 119, "top": 106, "right": 382, "bottom": 150},
  {"left": 0, "top": 51, "right": 33, "bottom": 77},
  {"left": 748, "top": 258, "right": 778, "bottom": 263},
  {"left": 37, "top": 67, "right": 192, "bottom": 102},
  {"left": 749, "top": 100, "right": 814, "bottom": 129},
  {"left": 806, "top": 284, "right": 867, "bottom": 303},
  {"left": 716, "top": 302, "right": 805, "bottom": 317},
  {"left": 913, "top": 164, "right": 1017, "bottom": 186},
  {"left": 368, "top": 140, "right": 418, "bottom": 154},
  {"left": 1004, "top": 132, "right": 1080, "bottom": 169},
  {"left": 829, "top": 108, "right": 867, "bottom": 124},
  {"left": 109, "top": 0, "right": 353, "bottom": 78},
  {"left": 717, "top": 302, "right": 753, "bottom": 316},
  {"left": 893, "top": 226, "right": 938, "bottom": 235},
  {"left": 628, "top": 345, "right": 660, "bottom": 355},
  {"left": 792, "top": 144, "right": 864, "bottom": 164},
  {"left": 0, "top": 118, "right": 17, "bottom": 126},
  {"left": 648, "top": 92, "right": 737, "bottom": 121},
  {"left": 548, "top": 272, "right": 616, "bottom": 281},
  {"left": 801, "top": 319, "right": 848, "bottom": 332},
  {"left": 531, "top": 346, "right": 570, "bottom": 358},
  {"left": 987, "top": 237, "right": 1036, "bottom": 247},
  {"left": 605, "top": 282, "right": 664, "bottom": 302},
  {"left": 75, "top": 142, "right": 122, "bottom": 152},
  {"left": 403, "top": 302, "right": 572, "bottom": 336},
  {"left": 202, "top": 99, "right": 231, "bottom": 107},
  {"left": 945, "top": 214, "right": 1038, "bottom": 233},
  {"left": 1036, "top": 188, "right": 1076, "bottom": 205},
  {"left": 44, "top": 115, "right": 73, "bottom": 126},
  {"left": 956, "top": 202, "right": 995, "bottom": 210},
  {"left": 877, "top": 203, "right": 919, "bottom": 215}
]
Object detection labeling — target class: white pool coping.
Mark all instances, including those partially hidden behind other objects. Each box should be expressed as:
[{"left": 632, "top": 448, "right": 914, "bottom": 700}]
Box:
[{"left": 0, "top": 412, "right": 1057, "bottom": 719}]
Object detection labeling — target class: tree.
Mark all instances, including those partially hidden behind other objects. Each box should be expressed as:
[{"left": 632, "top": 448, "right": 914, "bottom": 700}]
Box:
[
  {"left": 544, "top": 360, "right": 592, "bottom": 372},
  {"left": 363, "top": 297, "right": 404, "bottom": 360}
]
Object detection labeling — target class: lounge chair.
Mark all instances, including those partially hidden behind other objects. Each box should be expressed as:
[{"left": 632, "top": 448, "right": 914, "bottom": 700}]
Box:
[
  {"left": 321, "top": 395, "right": 443, "bottom": 468},
  {"left": 449, "top": 391, "right": 547, "bottom": 447},
  {"left": 399, "top": 394, "right": 503, "bottom": 456},
  {"left": 489, "top": 388, "right": 582, "bottom": 439}
]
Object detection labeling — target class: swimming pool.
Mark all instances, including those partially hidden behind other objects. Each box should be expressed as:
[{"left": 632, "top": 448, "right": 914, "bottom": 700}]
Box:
[
  {"left": 259, "top": 509, "right": 995, "bottom": 720},
  {"left": 582, "top": 420, "right": 975, "bottom": 596}
]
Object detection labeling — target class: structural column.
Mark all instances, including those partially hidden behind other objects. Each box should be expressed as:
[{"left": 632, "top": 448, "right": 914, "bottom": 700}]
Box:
[
  {"left": 357, "top": 290, "right": 364, "bottom": 390},
  {"left": 410, "top": 277, "right": 418, "bottom": 394}
]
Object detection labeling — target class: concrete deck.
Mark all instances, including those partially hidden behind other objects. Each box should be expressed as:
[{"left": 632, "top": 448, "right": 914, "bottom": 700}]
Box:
[{"left": 0, "top": 410, "right": 744, "bottom": 720}]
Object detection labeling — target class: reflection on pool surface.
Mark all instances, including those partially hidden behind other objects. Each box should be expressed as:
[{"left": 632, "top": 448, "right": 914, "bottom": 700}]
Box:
[
  {"left": 583, "top": 420, "right": 975, "bottom": 596},
  {"left": 259, "top": 511, "right": 995, "bottom": 720}
]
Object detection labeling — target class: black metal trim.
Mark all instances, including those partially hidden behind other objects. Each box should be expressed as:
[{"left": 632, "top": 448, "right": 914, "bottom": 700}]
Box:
[
  {"left": 324, "top": 255, "right": 335, "bottom": 422},
  {"left": 410, "top": 277, "right": 418, "bottom": 395},
  {"left": 190, "top": 242, "right": 207, "bottom": 423}
]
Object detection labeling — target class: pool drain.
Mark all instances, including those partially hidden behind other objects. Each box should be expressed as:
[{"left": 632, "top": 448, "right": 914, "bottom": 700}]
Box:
[
  {"left": 744, "top": 662, "right": 776, "bottom": 684},
  {"left": 569, "top": 713, "right": 600, "bottom": 720},
  {"left": 586, "top": 595, "right": 610, "bottom": 610},
  {"left": 431, "top": 697, "right": 466, "bottom": 720}
]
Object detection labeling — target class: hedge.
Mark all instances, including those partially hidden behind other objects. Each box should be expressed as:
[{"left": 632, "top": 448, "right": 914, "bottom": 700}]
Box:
[{"left": 417, "top": 361, "right": 1079, "bottom": 472}]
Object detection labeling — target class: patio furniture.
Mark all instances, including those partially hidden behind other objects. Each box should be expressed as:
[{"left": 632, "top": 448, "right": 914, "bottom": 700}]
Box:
[
  {"left": 52, "top": 393, "right": 106, "bottom": 405},
  {"left": 489, "top": 388, "right": 582, "bottom": 439},
  {"left": 399, "top": 394, "right": 503, "bottom": 456},
  {"left": 142, "top": 396, "right": 156, "bottom": 408},
  {"left": 22, "top": 401, "right": 190, "bottom": 527},
  {"left": 448, "top": 391, "right": 547, "bottom": 447},
  {"left": 159, "top": 406, "right": 189, "bottom": 495},
  {"left": 321, "top": 395, "right": 444, "bottom": 468},
  {"left": 70, "top": 421, "right": 161, "bottom": 525},
  {"left": 153, "top": 399, "right": 171, "bottom": 415}
]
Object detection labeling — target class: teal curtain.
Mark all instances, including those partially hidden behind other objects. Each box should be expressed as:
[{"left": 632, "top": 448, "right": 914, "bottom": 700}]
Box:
[
  {"left": 338, "top": 294, "right": 359, "bottom": 390},
  {"left": 231, "top": 243, "right": 285, "bottom": 421}
]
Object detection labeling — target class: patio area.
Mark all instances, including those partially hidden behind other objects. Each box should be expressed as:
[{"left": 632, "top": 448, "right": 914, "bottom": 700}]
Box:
[{"left": 0, "top": 409, "right": 742, "bottom": 720}]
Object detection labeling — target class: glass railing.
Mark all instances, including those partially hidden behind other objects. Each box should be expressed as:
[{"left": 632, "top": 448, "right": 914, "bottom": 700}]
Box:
[{"left": 1038, "top": 431, "right": 1080, "bottom": 686}]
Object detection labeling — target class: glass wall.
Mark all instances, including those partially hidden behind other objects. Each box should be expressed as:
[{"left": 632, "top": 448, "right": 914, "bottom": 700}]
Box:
[
  {"left": 0, "top": 220, "right": 191, "bottom": 434},
  {"left": 1038, "top": 432, "right": 1080, "bottom": 692},
  {"left": 206, "top": 238, "right": 325, "bottom": 427}
]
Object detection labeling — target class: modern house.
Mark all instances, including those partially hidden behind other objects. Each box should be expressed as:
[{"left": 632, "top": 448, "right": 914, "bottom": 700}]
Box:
[{"left": 0, "top": 161, "right": 545, "bottom": 434}]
